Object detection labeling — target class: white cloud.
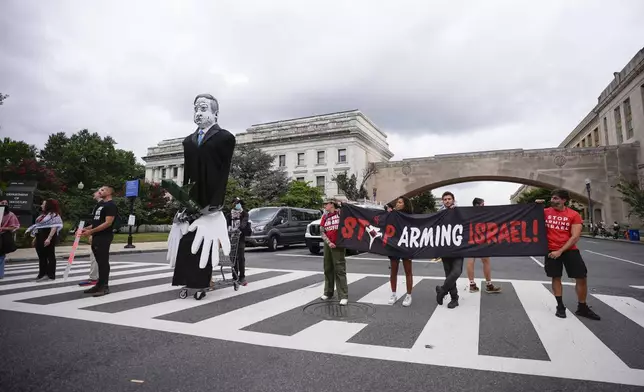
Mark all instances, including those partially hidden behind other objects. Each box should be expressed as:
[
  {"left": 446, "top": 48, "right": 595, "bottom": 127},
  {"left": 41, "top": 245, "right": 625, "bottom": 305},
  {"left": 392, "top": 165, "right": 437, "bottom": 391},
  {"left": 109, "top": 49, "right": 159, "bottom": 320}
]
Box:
[{"left": 1, "top": 0, "right": 643, "bottom": 206}]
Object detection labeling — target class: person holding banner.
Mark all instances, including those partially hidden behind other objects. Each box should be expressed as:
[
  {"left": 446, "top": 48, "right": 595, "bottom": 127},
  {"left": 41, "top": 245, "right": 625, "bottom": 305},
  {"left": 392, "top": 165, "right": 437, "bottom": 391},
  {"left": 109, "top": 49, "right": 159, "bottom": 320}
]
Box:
[
  {"left": 467, "top": 197, "right": 502, "bottom": 294},
  {"left": 26, "top": 199, "right": 64, "bottom": 281},
  {"left": 435, "top": 191, "right": 462, "bottom": 309},
  {"left": 537, "top": 190, "right": 600, "bottom": 320},
  {"left": 320, "top": 198, "right": 349, "bottom": 306},
  {"left": 387, "top": 196, "right": 414, "bottom": 307}
]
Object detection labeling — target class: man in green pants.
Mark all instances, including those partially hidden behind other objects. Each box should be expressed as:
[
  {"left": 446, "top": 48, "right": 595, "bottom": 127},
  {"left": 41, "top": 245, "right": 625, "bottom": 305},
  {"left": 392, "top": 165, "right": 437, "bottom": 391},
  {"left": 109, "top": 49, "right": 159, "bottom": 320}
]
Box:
[{"left": 319, "top": 198, "right": 349, "bottom": 306}]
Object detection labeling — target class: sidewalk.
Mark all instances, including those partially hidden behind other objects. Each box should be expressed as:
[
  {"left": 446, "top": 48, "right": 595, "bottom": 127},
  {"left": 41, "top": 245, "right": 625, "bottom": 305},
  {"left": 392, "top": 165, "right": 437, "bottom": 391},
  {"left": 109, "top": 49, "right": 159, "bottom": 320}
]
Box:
[
  {"left": 581, "top": 234, "right": 644, "bottom": 245},
  {"left": 5, "top": 242, "right": 168, "bottom": 263}
]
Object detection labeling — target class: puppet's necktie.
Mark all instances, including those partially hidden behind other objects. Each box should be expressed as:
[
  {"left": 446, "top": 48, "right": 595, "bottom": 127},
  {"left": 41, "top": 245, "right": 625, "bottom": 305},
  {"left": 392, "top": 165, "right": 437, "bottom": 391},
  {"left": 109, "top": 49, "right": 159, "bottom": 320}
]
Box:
[{"left": 198, "top": 130, "right": 204, "bottom": 145}]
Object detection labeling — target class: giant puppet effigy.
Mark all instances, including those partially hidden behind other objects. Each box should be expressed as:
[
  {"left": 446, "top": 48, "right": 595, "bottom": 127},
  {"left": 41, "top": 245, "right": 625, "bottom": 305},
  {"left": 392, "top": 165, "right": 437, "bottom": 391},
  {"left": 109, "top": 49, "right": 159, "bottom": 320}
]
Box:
[{"left": 163, "top": 94, "right": 236, "bottom": 291}]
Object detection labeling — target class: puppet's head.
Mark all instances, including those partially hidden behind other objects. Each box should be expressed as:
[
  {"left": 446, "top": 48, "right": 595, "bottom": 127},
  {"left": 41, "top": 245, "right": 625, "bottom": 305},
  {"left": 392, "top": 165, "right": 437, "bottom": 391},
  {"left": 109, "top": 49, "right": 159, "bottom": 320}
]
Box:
[{"left": 193, "top": 94, "right": 219, "bottom": 130}]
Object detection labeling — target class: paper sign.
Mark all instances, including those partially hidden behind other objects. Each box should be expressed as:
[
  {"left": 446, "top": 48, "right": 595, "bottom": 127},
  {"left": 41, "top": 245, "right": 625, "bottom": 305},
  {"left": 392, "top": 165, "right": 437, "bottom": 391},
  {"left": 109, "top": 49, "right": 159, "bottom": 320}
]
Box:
[
  {"left": 64, "top": 221, "right": 85, "bottom": 281},
  {"left": 128, "top": 215, "right": 136, "bottom": 226}
]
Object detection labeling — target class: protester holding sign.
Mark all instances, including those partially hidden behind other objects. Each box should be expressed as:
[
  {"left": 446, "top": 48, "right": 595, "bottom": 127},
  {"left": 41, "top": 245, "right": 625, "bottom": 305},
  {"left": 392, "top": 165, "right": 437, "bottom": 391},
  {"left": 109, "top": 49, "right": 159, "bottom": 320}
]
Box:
[
  {"left": 78, "top": 190, "right": 103, "bottom": 287},
  {"left": 81, "top": 186, "right": 118, "bottom": 297},
  {"left": 537, "top": 190, "right": 600, "bottom": 320},
  {"left": 387, "top": 196, "right": 414, "bottom": 307},
  {"left": 435, "top": 192, "right": 463, "bottom": 309},
  {"left": 466, "top": 198, "right": 502, "bottom": 294},
  {"left": 320, "top": 198, "right": 349, "bottom": 306},
  {"left": 0, "top": 200, "right": 21, "bottom": 279}
]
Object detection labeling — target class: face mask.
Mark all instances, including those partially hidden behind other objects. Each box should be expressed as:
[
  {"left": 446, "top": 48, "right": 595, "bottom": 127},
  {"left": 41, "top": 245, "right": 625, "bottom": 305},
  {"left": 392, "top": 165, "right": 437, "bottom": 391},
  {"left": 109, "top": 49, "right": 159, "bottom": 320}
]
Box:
[{"left": 235, "top": 203, "right": 242, "bottom": 210}]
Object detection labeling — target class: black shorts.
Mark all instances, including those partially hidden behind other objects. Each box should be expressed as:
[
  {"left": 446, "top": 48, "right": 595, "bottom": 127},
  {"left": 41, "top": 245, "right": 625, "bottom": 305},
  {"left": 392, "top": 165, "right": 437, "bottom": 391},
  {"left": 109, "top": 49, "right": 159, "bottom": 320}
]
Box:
[{"left": 544, "top": 249, "right": 587, "bottom": 279}]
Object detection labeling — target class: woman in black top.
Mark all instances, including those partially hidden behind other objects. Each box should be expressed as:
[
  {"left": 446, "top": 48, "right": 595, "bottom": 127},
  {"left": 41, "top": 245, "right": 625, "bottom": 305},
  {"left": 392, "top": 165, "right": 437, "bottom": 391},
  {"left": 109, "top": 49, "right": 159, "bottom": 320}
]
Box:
[{"left": 28, "top": 199, "right": 64, "bottom": 281}]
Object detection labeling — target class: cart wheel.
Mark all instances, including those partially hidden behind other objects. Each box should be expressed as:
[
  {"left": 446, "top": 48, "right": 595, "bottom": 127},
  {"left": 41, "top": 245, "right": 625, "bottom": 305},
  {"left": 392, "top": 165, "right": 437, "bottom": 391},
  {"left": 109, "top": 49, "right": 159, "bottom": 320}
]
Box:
[
  {"left": 179, "top": 289, "right": 188, "bottom": 299},
  {"left": 194, "top": 290, "right": 206, "bottom": 300}
]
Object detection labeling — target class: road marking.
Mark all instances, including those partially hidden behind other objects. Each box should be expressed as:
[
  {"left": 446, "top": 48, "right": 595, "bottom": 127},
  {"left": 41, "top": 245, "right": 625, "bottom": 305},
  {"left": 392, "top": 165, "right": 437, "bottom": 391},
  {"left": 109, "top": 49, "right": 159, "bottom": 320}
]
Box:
[
  {"left": 276, "top": 253, "right": 319, "bottom": 258},
  {"left": 1, "top": 268, "right": 643, "bottom": 386},
  {"left": 530, "top": 256, "right": 544, "bottom": 268},
  {"left": 630, "top": 286, "right": 644, "bottom": 290},
  {"left": 412, "top": 278, "right": 480, "bottom": 356},
  {"left": 513, "top": 281, "right": 629, "bottom": 373},
  {"left": 593, "top": 295, "right": 644, "bottom": 329},
  {"left": 0, "top": 263, "right": 147, "bottom": 282},
  {"left": 277, "top": 253, "right": 442, "bottom": 263},
  {"left": 357, "top": 277, "right": 422, "bottom": 305},
  {"left": 586, "top": 241, "right": 599, "bottom": 244},
  {"left": 584, "top": 250, "right": 644, "bottom": 268}
]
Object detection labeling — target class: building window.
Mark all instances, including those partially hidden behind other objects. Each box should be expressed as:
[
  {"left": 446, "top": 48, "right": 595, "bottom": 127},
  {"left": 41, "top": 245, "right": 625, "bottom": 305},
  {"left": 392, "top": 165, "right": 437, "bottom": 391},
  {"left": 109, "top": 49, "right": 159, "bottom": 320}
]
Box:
[
  {"left": 278, "top": 155, "right": 286, "bottom": 167},
  {"left": 297, "top": 153, "right": 305, "bottom": 166},
  {"left": 338, "top": 148, "right": 347, "bottom": 163},
  {"left": 162, "top": 168, "right": 167, "bottom": 178},
  {"left": 603, "top": 117, "right": 609, "bottom": 145},
  {"left": 296, "top": 177, "right": 305, "bottom": 182},
  {"left": 624, "top": 98, "right": 633, "bottom": 139},
  {"left": 593, "top": 128, "right": 599, "bottom": 146},
  {"left": 614, "top": 106, "right": 623, "bottom": 144},
  {"left": 316, "top": 176, "right": 325, "bottom": 191},
  {"left": 317, "top": 150, "right": 325, "bottom": 164},
  {"left": 173, "top": 167, "right": 178, "bottom": 177}
]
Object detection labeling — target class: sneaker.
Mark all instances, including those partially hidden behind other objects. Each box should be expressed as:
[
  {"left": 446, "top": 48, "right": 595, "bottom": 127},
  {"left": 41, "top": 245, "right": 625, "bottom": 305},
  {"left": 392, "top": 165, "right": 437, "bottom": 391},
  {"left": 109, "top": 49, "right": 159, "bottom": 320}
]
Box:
[
  {"left": 239, "top": 278, "right": 247, "bottom": 286},
  {"left": 79, "top": 280, "right": 98, "bottom": 287},
  {"left": 555, "top": 305, "right": 567, "bottom": 318},
  {"left": 93, "top": 286, "right": 110, "bottom": 297},
  {"left": 469, "top": 283, "right": 479, "bottom": 293},
  {"left": 436, "top": 285, "right": 445, "bottom": 305},
  {"left": 35, "top": 275, "right": 47, "bottom": 282},
  {"left": 339, "top": 299, "right": 348, "bottom": 306},
  {"left": 402, "top": 294, "right": 412, "bottom": 307},
  {"left": 388, "top": 293, "right": 397, "bottom": 305},
  {"left": 575, "top": 304, "right": 601, "bottom": 320},
  {"left": 447, "top": 298, "right": 459, "bottom": 309},
  {"left": 485, "top": 283, "right": 502, "bottom": 294},
  {"left": 320, "top": 294, "right": 330, "bottom": 300}
]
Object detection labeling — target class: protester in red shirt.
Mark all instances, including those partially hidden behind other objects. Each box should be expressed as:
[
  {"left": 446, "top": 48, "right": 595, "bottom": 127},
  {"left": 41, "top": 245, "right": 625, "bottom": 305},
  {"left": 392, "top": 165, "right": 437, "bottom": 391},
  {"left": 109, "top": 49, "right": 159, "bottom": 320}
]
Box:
[
  {"left": 537, "top": 189, "right": 600, "bottom": 320},
  {"left": 319, "top": 198, "right": 349, "bottom": 306}
]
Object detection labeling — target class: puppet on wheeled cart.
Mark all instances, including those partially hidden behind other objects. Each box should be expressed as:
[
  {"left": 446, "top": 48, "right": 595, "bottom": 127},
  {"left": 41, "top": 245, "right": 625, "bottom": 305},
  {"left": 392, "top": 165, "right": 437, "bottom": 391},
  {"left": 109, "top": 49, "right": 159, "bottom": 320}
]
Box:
[{"left": 163, "top": 93, "right": 238, "bottom": 300}]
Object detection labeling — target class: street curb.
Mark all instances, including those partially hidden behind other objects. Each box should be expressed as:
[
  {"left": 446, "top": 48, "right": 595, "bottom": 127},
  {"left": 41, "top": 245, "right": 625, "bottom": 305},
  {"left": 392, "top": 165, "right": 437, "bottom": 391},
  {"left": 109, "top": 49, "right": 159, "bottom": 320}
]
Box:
[
  {"left": 581, "top": 235, "right": 644, "bottom": 245},
  {"left": 6, "top": 248, "right": 167, "bottom": 264}
]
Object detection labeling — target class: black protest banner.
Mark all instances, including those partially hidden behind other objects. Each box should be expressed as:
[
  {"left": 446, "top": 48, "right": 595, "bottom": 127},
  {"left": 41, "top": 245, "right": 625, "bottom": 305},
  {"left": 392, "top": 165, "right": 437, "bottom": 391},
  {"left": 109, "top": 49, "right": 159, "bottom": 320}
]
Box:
[{"left": 336, "top": 203, "right": 548, "bottom": 259}]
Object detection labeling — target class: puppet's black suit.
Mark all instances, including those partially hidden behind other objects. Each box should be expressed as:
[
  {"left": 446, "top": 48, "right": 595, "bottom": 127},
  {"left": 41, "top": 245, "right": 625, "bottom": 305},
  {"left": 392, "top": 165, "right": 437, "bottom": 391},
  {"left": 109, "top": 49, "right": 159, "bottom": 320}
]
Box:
[{"left": 172, "top": 124, "right": 236, "bottom": 288}]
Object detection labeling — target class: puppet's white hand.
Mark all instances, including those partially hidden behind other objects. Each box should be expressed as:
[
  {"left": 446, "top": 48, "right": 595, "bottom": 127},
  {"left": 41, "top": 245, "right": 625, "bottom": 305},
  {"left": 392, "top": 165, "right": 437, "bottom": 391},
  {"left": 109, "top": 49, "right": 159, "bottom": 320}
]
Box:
[
  {"left": 189, "top": 211, "right": 231, "bottom": 268},
  {"left": 167, "top": 218, "right": 189, "bottom": 268}
]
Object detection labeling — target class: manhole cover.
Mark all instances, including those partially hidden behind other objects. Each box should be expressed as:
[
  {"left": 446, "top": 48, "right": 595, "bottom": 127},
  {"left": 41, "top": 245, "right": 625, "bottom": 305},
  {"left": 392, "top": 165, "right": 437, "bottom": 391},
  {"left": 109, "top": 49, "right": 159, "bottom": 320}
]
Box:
[{"left": 303, "top": 302, "right": 376, "bottom": 321}]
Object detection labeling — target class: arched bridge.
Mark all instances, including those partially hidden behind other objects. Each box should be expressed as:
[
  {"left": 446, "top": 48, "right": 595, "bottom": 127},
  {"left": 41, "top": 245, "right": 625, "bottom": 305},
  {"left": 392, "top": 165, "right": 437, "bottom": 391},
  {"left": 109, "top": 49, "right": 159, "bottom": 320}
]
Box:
[{"left": 365, "top": 143, "right": 641, "bottom": 224}]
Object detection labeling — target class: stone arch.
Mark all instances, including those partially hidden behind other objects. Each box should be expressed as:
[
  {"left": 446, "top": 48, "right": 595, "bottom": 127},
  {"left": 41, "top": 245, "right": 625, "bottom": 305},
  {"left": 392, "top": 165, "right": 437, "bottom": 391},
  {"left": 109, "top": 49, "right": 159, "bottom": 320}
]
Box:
[{"left": 399, "top": 175, "right": 599, "bottom": 206}]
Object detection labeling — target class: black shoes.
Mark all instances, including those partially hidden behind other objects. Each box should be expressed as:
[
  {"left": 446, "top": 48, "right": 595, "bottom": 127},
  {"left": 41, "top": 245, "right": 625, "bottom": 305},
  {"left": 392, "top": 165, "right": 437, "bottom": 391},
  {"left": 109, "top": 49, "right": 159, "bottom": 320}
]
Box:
[
  {"left": 84, "top": 285, "right": 110, "bottom": 297},
  {"left": 447, "top": 298, "right": 459, "bottom": 309},
  {"left": 556, "top": 305, "right": 567, "bottom": 318},
  {"left": 435, "top": 286, "right": 445, "bottom": 305},
  {"left": 576, "top": 303, "right": 601, "bottom": 320}
]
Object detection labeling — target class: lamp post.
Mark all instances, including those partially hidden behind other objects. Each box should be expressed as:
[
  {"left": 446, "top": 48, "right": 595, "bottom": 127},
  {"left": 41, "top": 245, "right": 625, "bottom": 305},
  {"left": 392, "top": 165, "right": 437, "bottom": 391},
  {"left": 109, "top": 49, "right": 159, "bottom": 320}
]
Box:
[{"left": 585, "top": 178, "right": 594, "bottom": 234}]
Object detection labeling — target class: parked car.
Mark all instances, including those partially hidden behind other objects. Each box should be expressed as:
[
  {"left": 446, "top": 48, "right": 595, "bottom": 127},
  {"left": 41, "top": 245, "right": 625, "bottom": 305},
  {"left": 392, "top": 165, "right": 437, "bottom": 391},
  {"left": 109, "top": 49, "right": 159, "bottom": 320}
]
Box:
[
  {"left": 246, "top": 206, "right": 322, "bottom": 251},
  {"left": 305, "top": 201, "right": 385, "bottom": 255}
]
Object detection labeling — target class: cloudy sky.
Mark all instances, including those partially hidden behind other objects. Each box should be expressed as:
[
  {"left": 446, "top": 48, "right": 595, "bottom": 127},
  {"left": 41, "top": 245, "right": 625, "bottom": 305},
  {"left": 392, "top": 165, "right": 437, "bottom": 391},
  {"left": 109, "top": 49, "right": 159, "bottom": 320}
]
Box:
[{"left": 1, "top": 0, "right": 643, "bottom": 206}]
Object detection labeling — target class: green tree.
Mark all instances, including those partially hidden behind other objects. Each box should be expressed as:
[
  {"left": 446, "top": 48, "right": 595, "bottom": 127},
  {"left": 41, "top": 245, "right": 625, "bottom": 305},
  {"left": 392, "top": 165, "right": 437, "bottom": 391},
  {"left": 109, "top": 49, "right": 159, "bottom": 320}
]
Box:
[
  {"left": 279, "top": 180, "right": 325, "bottom": 209},
  {"left": 0, "top": 138, "right": 38, "bottom": 170},
  {"left": 410, "top": 190, "right": 437, "bottom": 214},
  {"left": 333, "top": 165, "right": 376, "bottom": 201},
  {"left": 39, "top": 129, "right": 144, "bottom": 191},
  {"left": 229, "top": 144, "right": 288, "bottom": 204},
  {"left": 614, "top": 178, "right": 644, "bottom": 220},
  {"left": 516, "top": 187, "right": 554, "bottom": 204}
]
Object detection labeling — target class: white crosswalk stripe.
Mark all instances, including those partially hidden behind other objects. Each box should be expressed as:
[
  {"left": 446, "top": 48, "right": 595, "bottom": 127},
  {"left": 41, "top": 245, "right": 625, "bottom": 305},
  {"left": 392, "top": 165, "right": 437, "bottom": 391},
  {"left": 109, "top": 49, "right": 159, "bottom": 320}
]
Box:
[{"left": 1, "top": 264, "right": 644, "bottom": 387}]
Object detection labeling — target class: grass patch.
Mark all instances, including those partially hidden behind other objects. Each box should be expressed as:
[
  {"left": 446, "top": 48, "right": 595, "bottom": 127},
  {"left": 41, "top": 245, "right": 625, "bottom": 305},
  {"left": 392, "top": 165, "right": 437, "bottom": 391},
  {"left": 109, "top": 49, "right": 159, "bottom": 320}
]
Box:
[{"left": 62, "top": 232, "right": 168, "bottom": 246}]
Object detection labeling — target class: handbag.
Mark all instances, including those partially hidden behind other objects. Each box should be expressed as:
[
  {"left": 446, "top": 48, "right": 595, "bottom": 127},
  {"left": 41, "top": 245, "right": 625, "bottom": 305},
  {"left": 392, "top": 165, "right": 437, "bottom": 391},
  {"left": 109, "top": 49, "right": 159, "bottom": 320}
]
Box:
[{"left": 0, "top": 230, "right": 18, "bottom": 255}]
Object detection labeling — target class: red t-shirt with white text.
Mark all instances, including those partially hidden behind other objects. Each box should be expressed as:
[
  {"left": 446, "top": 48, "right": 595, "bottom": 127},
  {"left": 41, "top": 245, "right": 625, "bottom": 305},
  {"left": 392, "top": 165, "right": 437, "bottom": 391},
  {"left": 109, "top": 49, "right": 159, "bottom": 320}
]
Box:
[
  {"left": 321, "top": 211, "right": 340, "bottom": 245},
  {"left": 544, "top": 207, "right": 582, "bottom": 251}
]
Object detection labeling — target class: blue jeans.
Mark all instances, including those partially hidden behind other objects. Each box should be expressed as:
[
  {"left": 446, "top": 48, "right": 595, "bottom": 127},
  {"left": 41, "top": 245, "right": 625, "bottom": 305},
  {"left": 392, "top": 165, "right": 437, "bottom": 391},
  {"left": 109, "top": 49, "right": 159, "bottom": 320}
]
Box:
[{"left": 0, "top": 255, "right": 5, "bottom": 278}]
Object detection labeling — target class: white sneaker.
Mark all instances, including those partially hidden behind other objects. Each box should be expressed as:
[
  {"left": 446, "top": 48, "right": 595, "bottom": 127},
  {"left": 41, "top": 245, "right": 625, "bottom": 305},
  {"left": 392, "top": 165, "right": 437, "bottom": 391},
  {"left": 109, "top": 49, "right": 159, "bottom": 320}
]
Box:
[
  {"left": 388, "top": 293, "right": 397, "bottom": 305},
  {"left": 320, "top": 295, "right": 329, "bottom": 300},
  {"left": 339, "top": 299, "right": 348, "bottom": 306},
  {"left": 402, "top": 294, "right": 412, "bottom": 307}
]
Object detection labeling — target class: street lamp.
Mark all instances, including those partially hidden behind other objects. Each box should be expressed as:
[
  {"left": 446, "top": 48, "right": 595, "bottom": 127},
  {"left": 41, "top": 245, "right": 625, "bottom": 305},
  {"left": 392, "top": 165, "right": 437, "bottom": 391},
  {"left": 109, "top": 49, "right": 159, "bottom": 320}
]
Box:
[
  {"left": 585, "top": 178, "right": 594, "bottom": 234},
  {"left": 78, "top": 182, "right": 84, "bottom": 190}
]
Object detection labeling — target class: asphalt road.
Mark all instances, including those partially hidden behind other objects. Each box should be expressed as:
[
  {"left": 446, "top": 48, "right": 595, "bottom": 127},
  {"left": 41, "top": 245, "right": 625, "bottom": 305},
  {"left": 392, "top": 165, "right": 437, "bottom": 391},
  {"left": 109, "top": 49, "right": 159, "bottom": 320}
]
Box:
[{"left": 1, "top": 237, "right": 644, "bottom": 392}]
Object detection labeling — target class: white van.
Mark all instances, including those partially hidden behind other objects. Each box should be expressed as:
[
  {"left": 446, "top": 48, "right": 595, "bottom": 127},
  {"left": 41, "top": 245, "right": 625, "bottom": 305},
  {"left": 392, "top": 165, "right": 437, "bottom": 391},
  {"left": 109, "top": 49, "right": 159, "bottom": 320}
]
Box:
[{"left": 304, "top": 201, "right": 385, "bottom": 255}]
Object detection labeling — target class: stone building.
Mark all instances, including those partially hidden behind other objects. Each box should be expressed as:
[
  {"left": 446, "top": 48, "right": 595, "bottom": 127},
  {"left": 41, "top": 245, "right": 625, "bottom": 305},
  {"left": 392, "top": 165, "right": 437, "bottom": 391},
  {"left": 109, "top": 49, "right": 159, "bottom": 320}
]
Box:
[
  {"left": 510, "top": 47, "right": 644, "bottom": 222},
  {"left": 142, "top": 110, "right": 394, "bottom": 198}
]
